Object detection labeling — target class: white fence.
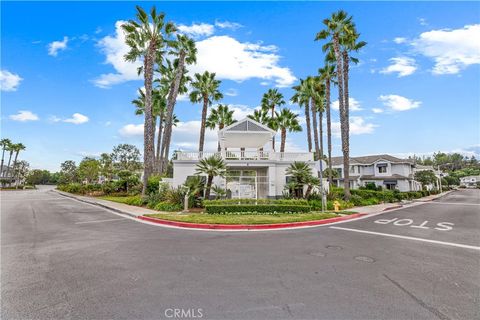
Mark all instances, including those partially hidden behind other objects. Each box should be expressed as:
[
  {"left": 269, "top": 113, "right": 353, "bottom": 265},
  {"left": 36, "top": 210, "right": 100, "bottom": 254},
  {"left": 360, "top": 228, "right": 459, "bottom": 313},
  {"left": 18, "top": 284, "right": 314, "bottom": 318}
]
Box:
[{"left": 175, "top": 151, "right": 313, "bottom": 162}]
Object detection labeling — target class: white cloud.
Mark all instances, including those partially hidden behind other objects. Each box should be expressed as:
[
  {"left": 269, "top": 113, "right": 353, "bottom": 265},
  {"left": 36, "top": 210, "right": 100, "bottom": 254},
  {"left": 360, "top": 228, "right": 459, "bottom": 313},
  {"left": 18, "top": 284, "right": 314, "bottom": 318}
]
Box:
[
  {"left": 0, "top": 70, "right": 23, "bottom": 91},
  {"left": 119, "top": 123, "right": 144, "bottom": 137},
  {"left": 331, "top": 116, "right": 377, "bottom": 137},
  {"left": 371, "top": 108, "right": 384, "bottom": 114},
  {"left": 9, "top": 110, "right": 39, "bottom": 122},
  {"left": 393, "top": 37, "right": 407, "bottom": 44},
  {"left": 228, "top": 104, "right": 260, "bottom": 120},
  {"left": 177, "top": 23, "right": 215, "bottom": 38},
  {"left": 418, "top": 18, "right": 428, "bottom": 26},
  {"left": 215, "top": 20, "right": 243, "bottom": 30},
  {"left": 225, "top": 88, "right": 238, "bottom": 97},
  {"left": 191, "top": 35, "right": 296, "bottom": 87},
  {"left": 380, "top": 57, "right": 417, "bottom": 77},
  {"left": 48, "top": 36, "right": 68, "bottom": 56},
  {"left": 63, "top": 113, "right": 89, "bottom": 124},
  {"left": 331, "top": 97, "right": 363, "bottom": 111},
  {"left": 95, "top": 23, "right": 295, "bottom": 88},
  {"left": 94, "top": 21, "right": 141, "bottom": 88},
  {"left": 49, "top": 115, "right": 62, "bottom": 123},
  {"left": 411, "top": 24, "right": 480, "bottom": 74},
  {"left": 378, "top": 94, "right": 421, "bottom": 111}
]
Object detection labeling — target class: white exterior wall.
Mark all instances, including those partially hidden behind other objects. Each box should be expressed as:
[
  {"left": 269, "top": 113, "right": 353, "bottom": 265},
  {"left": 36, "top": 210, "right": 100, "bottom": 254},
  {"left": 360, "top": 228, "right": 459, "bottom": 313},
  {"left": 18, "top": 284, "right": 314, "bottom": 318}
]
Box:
[{"left": 391, "top": 164, "right": 413, "bottom": 176}]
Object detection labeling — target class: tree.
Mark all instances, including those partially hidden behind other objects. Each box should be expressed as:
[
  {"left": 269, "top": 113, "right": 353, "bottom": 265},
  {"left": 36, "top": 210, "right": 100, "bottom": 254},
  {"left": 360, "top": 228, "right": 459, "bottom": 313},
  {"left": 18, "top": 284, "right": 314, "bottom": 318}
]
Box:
[
  {"left": 9, "top": 143, "right": 26, "bottom": 185},
  {"left": 0, "top": 138, "right": 12, "bottom": 177},
  {"left": 78, "top": 157, "right": 101, "bottom": 184},
  {"left": 160, "top": 34, "right": 197, "bottom": 173},
  {"left": 99, "top": 153, "right": 114, "bottom": 181},
  {"left": 111, "top": 144, "right": 142, "bottom": 172},
  {"left": 261, "top": 89, "right": 285, "bottom": 151},
  {"left": 122, "top": 5, "right": 175, "bottom": 195},
  {"left": 27, "top": 169, "right": 52, "bottom": 186},
  {"left": 189, "top": 71, "right": 223, "bottom": 153},
  {"left": 414, "top": 170, "right": 437, "bottom": 189},
  {"left": 4, "top": 142, "right": 14, "bottom": 181},
  {"left": 310, "top": 77, "right": 325, "bottom": 161},
  {"left": 59, "top": 160, "right": 78, "bottom": 184},
  {"left": 206, "top": 104, "right": 237, "bottom": 151},
  {"left": 286, "top": 161, "right": 313, "bottom": 198},
  {"left": 291, "top": 79, "right": 313, "bottom": 152},
  {"left": 248, "top": 109, "right": 270, "bottom": 126},
  {"left": 13, "top": 160, "right": 29, "bottom": 188},
  {"left": 319, "top": 63, "right": 336, "bottom": 186},
  {"left": 275, "top": 108, "right": 302, "bottom": 153},
  {"left": 195, "top": 155, "right": 226, "bottom": 199},
  {"left": 316, "top": 10, "right": 355, "bottom": 199}
]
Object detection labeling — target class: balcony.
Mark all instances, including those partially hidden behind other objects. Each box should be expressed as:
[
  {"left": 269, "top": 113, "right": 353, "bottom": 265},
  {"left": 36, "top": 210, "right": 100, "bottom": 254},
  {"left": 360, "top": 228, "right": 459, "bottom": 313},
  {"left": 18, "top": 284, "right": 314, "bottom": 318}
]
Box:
[{"left": 174, "top": 151, "right": 313, "bottom": 162}]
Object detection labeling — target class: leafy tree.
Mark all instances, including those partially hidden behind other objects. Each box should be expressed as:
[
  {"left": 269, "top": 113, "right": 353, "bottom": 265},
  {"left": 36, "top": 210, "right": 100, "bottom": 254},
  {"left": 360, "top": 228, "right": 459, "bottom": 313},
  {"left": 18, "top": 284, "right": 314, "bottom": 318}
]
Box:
[
  {"left": 206, "top": 104, "right": 237, "bottom": 151},
  {"left": 59, "top": 160, "right": 78, "bottom": 184},
  {"left": 189, "top": 71, "right": 223, "bottom": 152},
  {"left": 195, "top": 155, "right": 226, "bottom": 199},
  {"left": 27, "top": 169, "right": 52, "bottom": 185},
  {"left": 274, "top": 108, "right": 302, "bottom": 152},
  {"left": 78, "top": 157, "right": 101, "bottom": 183},
  {"left": 261, "top": 89, "right": 285, "bottom": 150},
  {"left": 99, "top": 153, "right": 114, "bottom": 181},
  {"left": 13, "top": 160, "right": 29, "bottom": 188},
  {"left": 443, "top": 175, "right": 459, "bottom": 186},
  {"left": 414, "top": 170, "right": 437, "bottom": 189},
  {"left": 122, "top": 5, "right": 175, "bottom": 195},
  {"left": 111, "top": 144, "right": 142, "bottom": 172}
]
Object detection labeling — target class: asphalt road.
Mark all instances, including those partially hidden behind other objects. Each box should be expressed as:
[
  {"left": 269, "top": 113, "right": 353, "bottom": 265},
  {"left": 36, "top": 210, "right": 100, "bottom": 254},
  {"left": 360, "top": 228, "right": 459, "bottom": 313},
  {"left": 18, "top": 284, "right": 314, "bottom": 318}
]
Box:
[{"left": 1, "top": 186, "right": 479, "bottom": 320}]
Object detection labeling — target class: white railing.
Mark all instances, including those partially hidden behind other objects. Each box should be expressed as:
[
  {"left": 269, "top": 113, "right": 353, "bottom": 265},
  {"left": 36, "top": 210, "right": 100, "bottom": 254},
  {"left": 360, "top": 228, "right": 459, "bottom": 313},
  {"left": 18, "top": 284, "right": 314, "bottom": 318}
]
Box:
[{"left": 175, "top": 151, "right": 313, "bottom": 161}]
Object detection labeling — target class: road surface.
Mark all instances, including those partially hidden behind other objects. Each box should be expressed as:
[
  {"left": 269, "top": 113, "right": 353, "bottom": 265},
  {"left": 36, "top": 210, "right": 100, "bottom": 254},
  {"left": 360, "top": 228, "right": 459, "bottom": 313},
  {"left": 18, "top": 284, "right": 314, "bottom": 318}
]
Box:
[{"left": 2, "top": 186, "right": 479, "bottom": 319}]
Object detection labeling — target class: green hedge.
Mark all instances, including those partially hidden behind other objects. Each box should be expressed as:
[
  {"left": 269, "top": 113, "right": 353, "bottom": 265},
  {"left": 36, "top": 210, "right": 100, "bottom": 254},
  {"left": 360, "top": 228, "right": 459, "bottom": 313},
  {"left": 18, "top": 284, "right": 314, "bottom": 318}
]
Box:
[
  {"left": 204, "top": 198, "right": 308, "bottom": 206},
  {"left": 205, "top": 204, "right": 311, "bottom": 215}
]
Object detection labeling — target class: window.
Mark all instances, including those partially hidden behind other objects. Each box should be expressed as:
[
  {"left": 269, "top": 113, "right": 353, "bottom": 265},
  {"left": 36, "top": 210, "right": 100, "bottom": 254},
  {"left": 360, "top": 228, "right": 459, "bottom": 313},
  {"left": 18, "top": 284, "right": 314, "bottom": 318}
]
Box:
[
  {"left": 377, "top": 163, "right": 387, "bottom": 173},
  {"left": 336, "top": 168, "right": 342, "bottom": 177},
  {"left": 350, "top": 166, "right": 355, "bottom": 174}
]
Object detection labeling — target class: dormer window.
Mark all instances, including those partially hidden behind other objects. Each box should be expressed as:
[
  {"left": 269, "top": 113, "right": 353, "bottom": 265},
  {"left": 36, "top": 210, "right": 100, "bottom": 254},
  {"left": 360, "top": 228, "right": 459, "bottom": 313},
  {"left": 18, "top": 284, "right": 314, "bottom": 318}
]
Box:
[{"left": 377, "top": 163, "right": 387, "bottom": 173}]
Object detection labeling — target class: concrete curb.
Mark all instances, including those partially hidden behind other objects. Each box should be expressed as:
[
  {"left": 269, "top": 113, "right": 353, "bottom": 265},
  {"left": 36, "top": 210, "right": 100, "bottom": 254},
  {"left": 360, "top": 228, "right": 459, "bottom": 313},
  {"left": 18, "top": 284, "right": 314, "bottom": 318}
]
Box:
[
  {"left": 382, "top": 205, "right": 403, "bottom": 211},
  {"left": 52, "top": 190, "right": 139, "bottom": 218},
  {"left": 138, "top": 213, "right": 367, "bottom": 230}
]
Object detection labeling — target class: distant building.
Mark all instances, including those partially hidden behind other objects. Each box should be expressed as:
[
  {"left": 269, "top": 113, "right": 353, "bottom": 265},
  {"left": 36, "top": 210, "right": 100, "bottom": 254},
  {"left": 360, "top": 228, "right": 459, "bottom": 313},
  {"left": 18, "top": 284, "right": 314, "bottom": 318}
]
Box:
[
  {"left": 331, "top": 154, "right": 423, "bottom": 192},
  {"left": 460, "top": 175, "right": 480, "bottom": 188}
]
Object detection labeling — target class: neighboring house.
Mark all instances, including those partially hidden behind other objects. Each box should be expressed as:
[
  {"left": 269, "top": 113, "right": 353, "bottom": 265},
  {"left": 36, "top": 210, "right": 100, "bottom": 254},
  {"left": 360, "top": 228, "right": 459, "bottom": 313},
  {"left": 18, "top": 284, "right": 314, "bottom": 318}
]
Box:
[
  {"left": 460, "top": 175, "right": 480, "bottom": 188},
  {"left": 0, "top": 166, "right": 20, "bottom": 186},
  {"left": 414, "top": 164, "right": 443, "bottom": 191},
  {"left": 331, "top": 154, "right": 422, "bottom": 192},
  {"left": 170, "top": 117, "right": 328, "bottom": 199}
]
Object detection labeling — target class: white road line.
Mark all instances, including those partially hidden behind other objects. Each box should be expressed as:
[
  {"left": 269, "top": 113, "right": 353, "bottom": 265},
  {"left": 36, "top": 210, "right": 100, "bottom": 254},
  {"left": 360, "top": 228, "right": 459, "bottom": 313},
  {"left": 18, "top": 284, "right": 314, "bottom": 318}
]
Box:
[
  {"left": 424, "top": 201, "right": 480, "bottom": 206},
  {"left": 330, "top": 226, "right": 480, "bottom": 251},
  {"left": 75, "top": 218, "right": 126, "bottom": 224}
]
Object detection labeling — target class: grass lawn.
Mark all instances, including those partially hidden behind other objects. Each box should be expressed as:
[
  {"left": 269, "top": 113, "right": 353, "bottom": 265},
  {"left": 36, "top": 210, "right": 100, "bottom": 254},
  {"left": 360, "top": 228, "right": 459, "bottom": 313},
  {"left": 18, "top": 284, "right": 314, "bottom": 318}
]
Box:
[
  {"left": 98, "top": 195, "right": 142, "bottom": 205},
  {"left": 144, "top": 212, "right": 339, "bottom": 225}
]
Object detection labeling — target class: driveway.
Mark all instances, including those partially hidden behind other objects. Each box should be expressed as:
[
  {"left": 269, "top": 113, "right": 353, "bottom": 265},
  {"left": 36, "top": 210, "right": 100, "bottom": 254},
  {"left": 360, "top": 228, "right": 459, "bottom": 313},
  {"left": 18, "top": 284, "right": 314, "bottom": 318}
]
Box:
[{"left": 1, "top": 187, "right": 479, "bottom": 319}]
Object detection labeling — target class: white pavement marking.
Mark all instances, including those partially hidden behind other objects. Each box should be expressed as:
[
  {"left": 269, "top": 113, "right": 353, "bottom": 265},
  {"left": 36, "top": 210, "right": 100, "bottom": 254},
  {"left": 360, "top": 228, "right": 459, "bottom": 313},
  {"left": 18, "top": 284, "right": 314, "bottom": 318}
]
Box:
[
  {"left": 329, "top": 226, "right": 480, "bottom": 251},
  {"left": 75, "top": 218, "right": 126, "bottom": 224},
  {"left": 425, "top": 202, "right": 480, "bottom": 206}
]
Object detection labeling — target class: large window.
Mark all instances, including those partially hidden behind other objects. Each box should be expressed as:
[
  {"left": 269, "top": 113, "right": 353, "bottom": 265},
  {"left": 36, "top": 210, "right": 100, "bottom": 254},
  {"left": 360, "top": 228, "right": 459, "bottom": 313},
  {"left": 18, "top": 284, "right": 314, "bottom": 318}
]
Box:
[{"left": 377, "top": 163, "right": 387, "bottom": 173}]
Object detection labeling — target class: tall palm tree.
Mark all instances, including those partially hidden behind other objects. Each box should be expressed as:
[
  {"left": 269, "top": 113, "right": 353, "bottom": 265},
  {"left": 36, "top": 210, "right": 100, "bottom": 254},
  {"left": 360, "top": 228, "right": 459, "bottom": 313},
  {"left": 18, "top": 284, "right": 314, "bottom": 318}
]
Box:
[
  {"left": 315, "top": 10, "right": 353, "bottom": 199},
  {"left": 195, "top": 155, "right": 226, "bottom": 199},
  {"left": 291, "top": 79, "right": 313, "bottom": 153},
  {"left": 309, "top": 77, "right": 325, "bottom": 161},
  {"left": 189, "top": 71, "right": 223, "bottom": 153},
  {"left": 261, "top": 89, "right": 285, "bottom": 151},
  {"left": 247, "top": 109, "right": 270, "bottom": 126},
  {"left": 4, "top": 142, "right": 15, "bottom": 181},
  {"left": 0, "top": 138, "right": 12, "bottom": 177},
  {"left": 158, "top": 59, "right": 191, "bottom": 173},
  {"left": 122, "top": 5, "right": 175, "bottom": 195},
  {"left": 319, "top": 63, "right": 336, "bottom": 186},
  {"left": 275, "top": 108, "right": 302, "bottom": 153},
  {"left": 10, "top": 143, "right": 26, "bottom": 185},
  {"left": 206, "top": 104, "right": 237, "bottom": 151},
  {"left": 160, "top": 34, "right": 197, "bottom": 173}
]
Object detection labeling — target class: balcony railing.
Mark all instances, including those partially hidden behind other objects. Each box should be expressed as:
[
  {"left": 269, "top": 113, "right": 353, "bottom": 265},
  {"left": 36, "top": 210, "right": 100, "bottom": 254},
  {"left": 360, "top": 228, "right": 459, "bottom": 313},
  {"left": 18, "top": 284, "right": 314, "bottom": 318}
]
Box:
[{"left": 174, "top": 151, "right": 313, "bottom": 162}]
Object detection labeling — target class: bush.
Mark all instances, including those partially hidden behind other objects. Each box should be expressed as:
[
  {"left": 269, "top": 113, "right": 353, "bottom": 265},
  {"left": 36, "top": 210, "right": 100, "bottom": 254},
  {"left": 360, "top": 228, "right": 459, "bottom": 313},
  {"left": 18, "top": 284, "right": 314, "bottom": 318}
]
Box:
[
  {"left": 204, "top": 198, "right": 308, "bottom": 206},
  {"left": 153, "top": 202, "right": 182, "bottom": 212},
  {"left": 205, "top": 204, "right": 311, "bottom": 214},
  {"left": 122, "top": 195, "right": 144, "bottom": 206},
  {"left": 146, "top": 175, "right": 162, "bottom": 195},
  {"left": 58, "top": 183, "right": 84, "bottom": 194}
]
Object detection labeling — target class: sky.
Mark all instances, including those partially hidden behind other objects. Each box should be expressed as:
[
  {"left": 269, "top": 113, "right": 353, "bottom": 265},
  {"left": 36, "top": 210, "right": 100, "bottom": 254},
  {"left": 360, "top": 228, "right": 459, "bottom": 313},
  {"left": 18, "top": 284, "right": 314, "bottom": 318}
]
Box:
[{"left": 1, "top": 1, "right": 479, "bottom": 171}]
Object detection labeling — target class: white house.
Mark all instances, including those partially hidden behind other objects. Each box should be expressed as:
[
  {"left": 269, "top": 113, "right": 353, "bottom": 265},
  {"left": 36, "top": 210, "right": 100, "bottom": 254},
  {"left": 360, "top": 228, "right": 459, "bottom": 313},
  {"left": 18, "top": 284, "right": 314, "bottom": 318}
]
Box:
[
  {"left": 170, "top": 117, "right": 327, "bottom": 199},
  {"left": 460, "top": 175, "right": 480, "bottom": 188},
  {"left": 331, "top": 154, "right": 422, "bottom": 192}
]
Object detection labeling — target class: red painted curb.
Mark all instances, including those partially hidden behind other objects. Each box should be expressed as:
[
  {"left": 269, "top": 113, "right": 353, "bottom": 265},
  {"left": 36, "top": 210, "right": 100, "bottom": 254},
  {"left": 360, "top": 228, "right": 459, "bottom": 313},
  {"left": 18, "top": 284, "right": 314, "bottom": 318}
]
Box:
[
  {"left": 382, "top": 205, "right": 403, "bottom": 211},
  {"left": 137, "top": 213, "right": 367, "bottom": 230}
]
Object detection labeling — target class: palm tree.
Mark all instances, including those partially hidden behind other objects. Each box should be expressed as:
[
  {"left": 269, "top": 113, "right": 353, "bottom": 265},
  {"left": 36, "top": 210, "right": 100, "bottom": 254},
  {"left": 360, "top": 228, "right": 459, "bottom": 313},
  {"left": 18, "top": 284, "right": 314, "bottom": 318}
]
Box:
[
  {"left": 206, "top": 104, "right": 237, "bottom": 151},
  {"left": 195, "top": 155, "right": 226, "bottom": 199},
  {"left": 248, "top": 109, "right": 270, "bottom": 125},
  {"left": 312, "top": 78, "right": 326, "bottom": 161},
  {"left": 315, "top": 10, "right": 353, "bottom": 199},
  {"left": 10, "top": 143, "right": 26, "bottom": 185},
  {"left": 275, "top": 108, "right": 302, "bottom": 153},
  {"left": 122, "top": 5, "right": 175, "bottom": 195},
  {"left": 0, "top": 138, "right": 12, "bottom": 177},
  {"left": 160, "top": 34, "right": 197, "bottom": 173},
  {"left": 261, "top": 89, "right": 285, "bottom": 151},
  {"left": 291, "top": 79, "right": 313, "bottom": 153},
  {"left": 189, "top": 71, "right": 223, "bottom": 153},
  {"left": 319, "top": 63, "right": 336, "bottom": 186},
  {"left": 286, "top": 161, "right": 313, "bottom": 198}
]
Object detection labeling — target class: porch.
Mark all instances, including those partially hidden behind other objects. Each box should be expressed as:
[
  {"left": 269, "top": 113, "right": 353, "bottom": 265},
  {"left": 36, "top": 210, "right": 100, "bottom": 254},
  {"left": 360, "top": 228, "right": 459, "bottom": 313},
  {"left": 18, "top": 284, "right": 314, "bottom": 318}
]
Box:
[{"left": 175, "top": 151, "right": 313, "bottom": 162}]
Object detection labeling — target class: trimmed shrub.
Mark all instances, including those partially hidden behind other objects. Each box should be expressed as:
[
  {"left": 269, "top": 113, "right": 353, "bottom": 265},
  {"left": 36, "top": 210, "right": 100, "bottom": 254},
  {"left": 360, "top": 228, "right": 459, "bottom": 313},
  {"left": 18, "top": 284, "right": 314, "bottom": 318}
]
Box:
[
  {"left": 146, "top": 175, "right": 162, "bottom": 195},
  {"left": 204, "top": 198, "right": 308, "bottom": 206},
  {"left": 153, "top": 202, "right": 182, "bottom": 212},
  {"left": 205, "top": 204, "right": 311, "bottom": 214}
]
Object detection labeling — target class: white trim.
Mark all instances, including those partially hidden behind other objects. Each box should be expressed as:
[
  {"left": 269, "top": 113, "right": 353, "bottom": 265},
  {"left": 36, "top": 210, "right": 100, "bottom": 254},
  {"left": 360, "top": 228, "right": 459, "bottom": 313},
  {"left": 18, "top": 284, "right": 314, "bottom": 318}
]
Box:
[{"left": 220, "top": 117, "right": 276, "bottom": 134}]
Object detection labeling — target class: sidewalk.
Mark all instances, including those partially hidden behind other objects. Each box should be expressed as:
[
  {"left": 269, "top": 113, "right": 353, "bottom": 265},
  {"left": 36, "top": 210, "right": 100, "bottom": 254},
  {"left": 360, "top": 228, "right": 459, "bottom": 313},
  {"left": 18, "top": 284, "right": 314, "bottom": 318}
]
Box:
[{"left": 53, "top": 190, "right": 158, "bottom": 217}]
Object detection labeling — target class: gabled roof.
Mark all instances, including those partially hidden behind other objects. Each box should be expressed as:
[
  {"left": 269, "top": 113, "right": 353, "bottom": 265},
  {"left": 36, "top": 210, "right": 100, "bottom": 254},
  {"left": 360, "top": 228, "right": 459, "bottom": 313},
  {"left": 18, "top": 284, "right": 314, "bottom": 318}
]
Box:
[
  {"left": 220, "top": 117, "right": 276, "bottom": 134},
  {"left": 219, "top": 118, "right": 276, "bottom": 148},
  {"left": 330, "top": 154, "right": 414, "bottom": 166}
]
